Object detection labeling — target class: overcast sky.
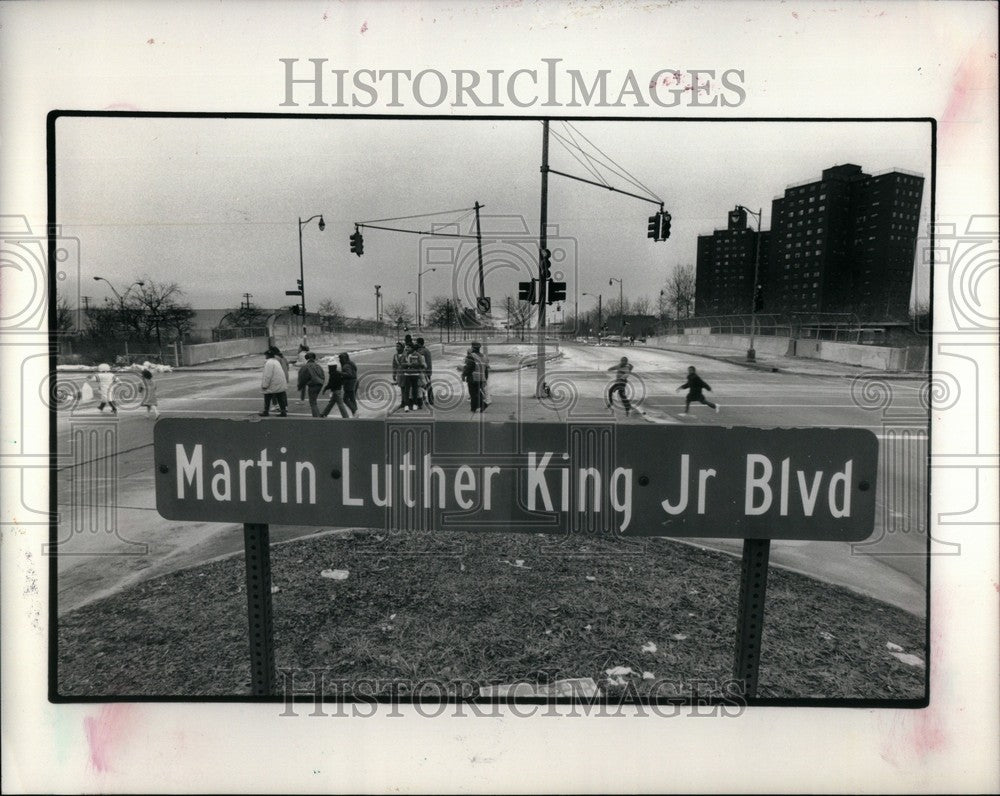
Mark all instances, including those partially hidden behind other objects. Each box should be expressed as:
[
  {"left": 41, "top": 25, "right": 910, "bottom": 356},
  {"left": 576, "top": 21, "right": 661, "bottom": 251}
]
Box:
[{"left": 55, "top": 116, "right": 932, "bottom": 317}]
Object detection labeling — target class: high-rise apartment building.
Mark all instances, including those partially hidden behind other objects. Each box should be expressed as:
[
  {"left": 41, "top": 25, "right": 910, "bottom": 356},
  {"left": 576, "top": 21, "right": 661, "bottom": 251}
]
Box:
[
  {"left": 695, "top": 164, "right": 924, "bottom": 321},
  {"left": 766, "top": 164, "right": 924, "bottom": 319}
]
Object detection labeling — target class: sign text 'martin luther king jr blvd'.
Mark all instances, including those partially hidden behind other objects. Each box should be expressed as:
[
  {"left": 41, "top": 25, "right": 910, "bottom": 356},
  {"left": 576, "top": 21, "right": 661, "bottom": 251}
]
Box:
[{"left": 155, "top": 419, "right": 878, "bottom": 541}]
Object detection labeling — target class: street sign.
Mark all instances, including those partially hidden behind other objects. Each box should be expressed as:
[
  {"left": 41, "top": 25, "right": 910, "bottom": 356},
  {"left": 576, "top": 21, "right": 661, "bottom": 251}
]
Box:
[
  {"left": 154, "top": 419, "right": 878, "bottom": 541},
  {"left": 477, "top": 296, "right": 491, "bottom": 313},
  {"left": 285, "top": 290, "right": 302, "bottom": 296}
]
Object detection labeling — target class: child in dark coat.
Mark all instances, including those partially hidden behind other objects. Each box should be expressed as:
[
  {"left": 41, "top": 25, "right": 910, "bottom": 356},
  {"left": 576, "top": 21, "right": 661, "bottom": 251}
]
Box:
[{"left": 677, "top": 366, "right": 719, "bottom": 414}]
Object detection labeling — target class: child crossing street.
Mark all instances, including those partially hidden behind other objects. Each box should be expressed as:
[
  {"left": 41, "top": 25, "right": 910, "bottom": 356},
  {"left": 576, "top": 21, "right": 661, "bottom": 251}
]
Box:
[
  {"left": 606, "top": 356, "right": 634, "bottom": 415},
  {"left": 677, "top": 365, "right": 719, "bottom": 415}
]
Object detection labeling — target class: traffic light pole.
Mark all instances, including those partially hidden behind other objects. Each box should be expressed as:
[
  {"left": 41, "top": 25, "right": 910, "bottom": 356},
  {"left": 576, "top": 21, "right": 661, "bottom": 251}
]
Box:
[{"left": 536, "top": 120, "right": 550, "bottom": 399}]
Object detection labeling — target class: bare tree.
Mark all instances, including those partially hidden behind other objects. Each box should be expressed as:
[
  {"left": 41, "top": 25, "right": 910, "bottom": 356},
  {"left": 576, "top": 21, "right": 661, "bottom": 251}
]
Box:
[
  {"left": 501, "top": 294, "right": 535, "bottom": 335},
  {"left": 631, "top": 295, "right": 651, "bottom": 316},
  {"left": 222, "top": 301, "right": 267, "bottom": 330},
  {"left": 316, "top": 298, "right": 345, "bottom": 331},
  {"left": 663, "top": 264, "right": 696, "bottom": 319},
  {"left": 54, "top": 296, "right": 76, "bottom": 335},
  {"left": 383, "top": 300, "right": 414, "bottom": 328},
  {"left": 130, "top": 280, "right": 195, "bottom": 348}
]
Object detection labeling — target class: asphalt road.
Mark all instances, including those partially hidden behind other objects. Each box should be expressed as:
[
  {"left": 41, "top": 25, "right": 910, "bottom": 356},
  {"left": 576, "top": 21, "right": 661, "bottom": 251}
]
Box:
[{"left": 54, "top": 342, "right": 929, "bottom": 616}]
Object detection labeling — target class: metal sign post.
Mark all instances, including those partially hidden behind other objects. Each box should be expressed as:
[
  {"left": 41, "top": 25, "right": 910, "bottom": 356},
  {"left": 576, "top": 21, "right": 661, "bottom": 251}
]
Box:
[
  {"left": 733, "top": 538, "right": 771, "bottom": 699},
  {"left": 243, "top": 522, "right": 276, "bottom": 696}
]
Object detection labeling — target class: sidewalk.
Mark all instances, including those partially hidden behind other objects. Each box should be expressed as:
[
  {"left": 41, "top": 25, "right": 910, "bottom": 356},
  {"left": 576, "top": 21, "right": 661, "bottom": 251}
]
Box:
[{"left": 638, "top": 342, "right": 928, "bottom": 380}]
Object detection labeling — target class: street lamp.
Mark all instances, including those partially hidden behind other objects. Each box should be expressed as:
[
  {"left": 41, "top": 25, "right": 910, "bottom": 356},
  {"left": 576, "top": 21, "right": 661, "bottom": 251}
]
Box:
[
  {"left": 297, "top": 214, "right": 325, "bottom": 349},
  {"left": 609, "top": 277, "right": 623, "bottom": 340},
  {"left": 92, "top": 276, "right": 145, "bottom": 304},
  {"left": 93, "top": 276, "right": 145, "bottom": 357},
  {"left": 417, "top": 267, "right": 436, "bottom": 329},
  {"left": 735, "top": 205, "right": 763, "bottom": 362}
]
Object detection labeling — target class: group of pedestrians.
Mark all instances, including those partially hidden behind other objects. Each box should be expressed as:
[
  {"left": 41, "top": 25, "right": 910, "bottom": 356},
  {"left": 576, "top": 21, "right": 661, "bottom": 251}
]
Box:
[
  {"left": 605, "top": 357, "right": 720, "bottom": 416},
  {"left": 259, "top": 345, "right": 360, "bottom": 419},
  {"left": 392, "top": 335, "right": 434, "bottom": 412},
  {"left": 90, "top": 363, "right": 159, "bottom": 418}
]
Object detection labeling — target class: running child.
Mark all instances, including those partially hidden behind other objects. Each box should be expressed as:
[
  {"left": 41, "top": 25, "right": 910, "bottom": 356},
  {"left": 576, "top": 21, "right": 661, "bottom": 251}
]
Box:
[
  {"left": 92, "top": 363, "right": 119, "bottom": 414},
  {"left": 607, "top": 356, "right": 634, "bottom": 415},
  {"left": 676, "top": 366, "right": 719, "bottom": 414}
]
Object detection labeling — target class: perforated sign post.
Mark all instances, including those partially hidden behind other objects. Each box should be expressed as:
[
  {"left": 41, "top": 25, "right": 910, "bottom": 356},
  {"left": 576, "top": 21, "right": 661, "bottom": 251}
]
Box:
[{"left": 154, "top": 418, "right": 878, "bottom": 697}]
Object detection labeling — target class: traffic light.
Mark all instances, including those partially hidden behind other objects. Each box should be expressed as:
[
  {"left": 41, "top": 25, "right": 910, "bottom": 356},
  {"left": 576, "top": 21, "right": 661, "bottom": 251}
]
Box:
[
  {"left": 518, "top": 280, "right": 536, "bottom": 303},
  {"left": 648, "top": 214, "right": 659, "bottom": 240},
  {"left": 296, "top": 279, "right": 303, "bottom": 290},
  {"left": 290, "top": 305, "right": 301, "bottom": 315},
  {"left": 660, "top": 211, "right": 672, "bottom": 240},
  {"left": 548, "top": 281, "right": 567, "bottom": 304},
  {"left": 539, "top": 247, "right": 552, "bottom": 280},
  {"left": 349, "top": 229, "right": 364, "bottom": 256}
]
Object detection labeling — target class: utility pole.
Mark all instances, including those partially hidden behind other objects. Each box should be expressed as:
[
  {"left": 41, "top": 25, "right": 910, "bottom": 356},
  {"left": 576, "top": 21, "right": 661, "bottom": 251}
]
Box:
[
  {"left": 536, "top": 120, "right": 550, "bottom": 398},
  {"left": 474, "top": 200, "right": 485, "bottom": 307},
  {"left": 242, "top": 292, "right": 253, "bottom": 336},
  {"left": 374, "top": 285, "right": 382, "bottom": 331},
  {"left": 80, "top": 295, "right": 91, "bottom": 334}
]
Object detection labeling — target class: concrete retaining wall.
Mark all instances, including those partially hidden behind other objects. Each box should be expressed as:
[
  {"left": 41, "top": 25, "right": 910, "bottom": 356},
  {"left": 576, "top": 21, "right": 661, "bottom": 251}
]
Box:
[
  {"left": 646, "top": 333, "right": 794, "bottom": 358},
  {"left": 644, "top": 333, "right": 924, "bottom": 372},
  {"left": 180, "top": 332, "right": 389, "bottom": 366}
]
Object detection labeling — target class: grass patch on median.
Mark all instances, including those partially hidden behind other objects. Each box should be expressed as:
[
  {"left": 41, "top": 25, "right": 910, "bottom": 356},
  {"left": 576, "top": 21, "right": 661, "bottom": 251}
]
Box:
[{"left": 57, "top": 530, "right": 926, "bottom": 700}]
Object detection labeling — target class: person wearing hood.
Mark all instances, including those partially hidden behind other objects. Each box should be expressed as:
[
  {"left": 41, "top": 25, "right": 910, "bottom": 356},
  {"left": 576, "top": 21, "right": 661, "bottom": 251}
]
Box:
[
  {"left": 92, "top": 363, "right": 119, "bottom": 414},
  {"left": 320, "top": 362, "right": 350, "bottom": 418},
  {"left": 297, "top": 351, "right": 327, "bottom": 417},
  {"left": 260, "top": 349, "right": 289, "bottom": 417},
  {"left": 338, "top": 352, "right": 359, "bottom": 417}
]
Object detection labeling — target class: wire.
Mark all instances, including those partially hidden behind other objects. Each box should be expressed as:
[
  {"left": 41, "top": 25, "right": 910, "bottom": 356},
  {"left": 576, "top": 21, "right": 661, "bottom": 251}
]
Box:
[
  {"left": 560, "top": 123, "right": 612, "bottom": 186},
  {"left": 563, "top": 122, "right": 662, "bottom": 203},
  {"left": 359, "top": 206, "right": 478, "bottom": 225},
  {"left": 550, "top": 128, "right": 609, "bottom": 186}
]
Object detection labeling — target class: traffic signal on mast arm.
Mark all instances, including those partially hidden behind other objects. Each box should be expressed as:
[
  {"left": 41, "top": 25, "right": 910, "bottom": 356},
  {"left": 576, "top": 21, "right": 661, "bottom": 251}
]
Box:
[
  {"left": 349, "top": 228, "right": 364, "bottom": 256},
  {"left": 548, "top": 282, "right": 567, "bottom": 304},
  {"left": 518, "top": 280, "right": 536, "bottom": 303},
  {"left": 660, "top": 211, "right": 672, "bottom": 240},
  {"left": 648, "top": 214, "right": 660, "bottom": 240}
]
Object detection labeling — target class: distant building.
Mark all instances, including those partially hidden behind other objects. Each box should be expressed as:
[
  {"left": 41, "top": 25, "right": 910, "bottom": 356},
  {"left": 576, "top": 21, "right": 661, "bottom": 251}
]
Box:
[
  {"left": 766, "top": 164, "right": 924, "bottom": 320},
  {"left": 694, "top": 206, "right": 771, "bottom": 315}
]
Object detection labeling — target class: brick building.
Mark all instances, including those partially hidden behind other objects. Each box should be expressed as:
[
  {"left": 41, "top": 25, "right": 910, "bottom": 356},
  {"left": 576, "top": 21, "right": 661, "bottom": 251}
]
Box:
[
  {"left": 766, "top": 164, "right": 924, "bottom": 320},
  {"left": 694, "top": 206, "right": 770, "bottom": 315}
]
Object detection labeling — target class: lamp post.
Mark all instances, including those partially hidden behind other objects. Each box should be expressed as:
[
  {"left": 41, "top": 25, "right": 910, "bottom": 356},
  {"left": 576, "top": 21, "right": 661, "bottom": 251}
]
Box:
[
  {"left": 417, "top": 267, "right": 436, "bottom": 329},
  {"left": 582, "top": 292, "right": 602, "bottom": 340},
  {"left": 609, "top": 277, "right": 623, "bottom": 340},
  {"left": 93, "top": 276, "right": 145, "bottom": 354},
  {"left": 297, "top": 214, "right": 325, "bottom": 349},
  {"left": 735, "top": 205, "right": 763, "bottom": 362}
]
